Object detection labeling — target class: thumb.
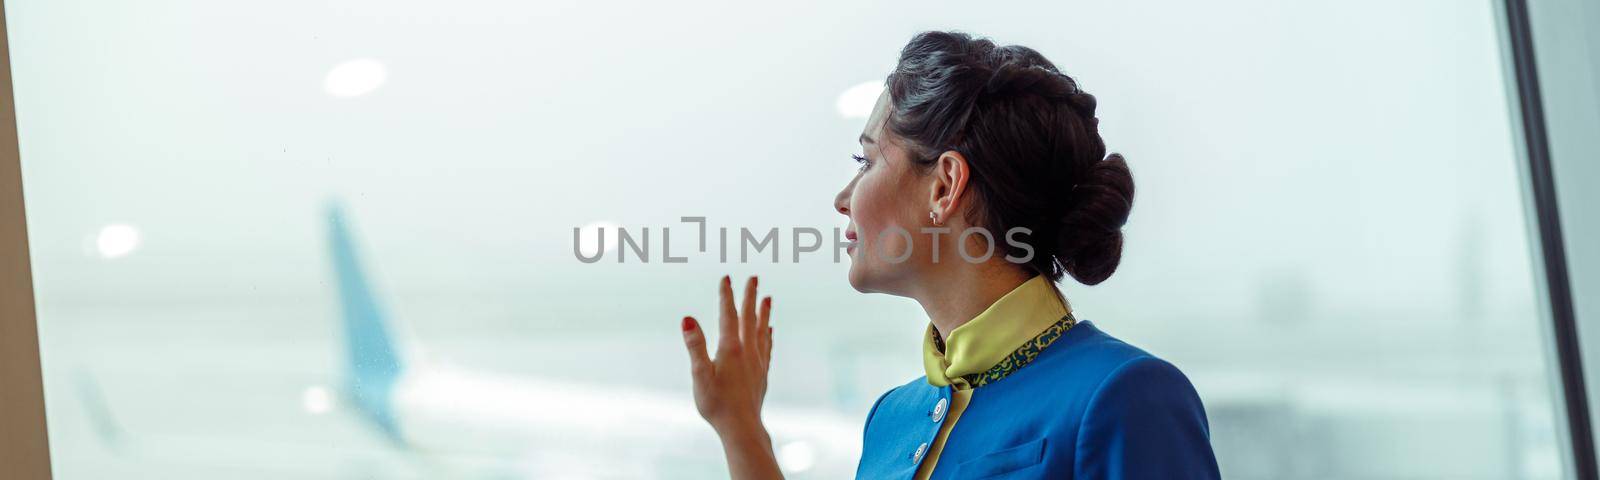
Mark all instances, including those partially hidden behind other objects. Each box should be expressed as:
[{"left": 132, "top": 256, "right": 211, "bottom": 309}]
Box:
[{"left": 682, "top": 316, "right": 713, "bottom": 381}]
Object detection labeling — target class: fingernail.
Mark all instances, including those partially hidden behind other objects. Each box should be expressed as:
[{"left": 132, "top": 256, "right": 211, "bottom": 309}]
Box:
[
  {"left": 681, "top": 317, "right": 694, "bottom": 332},
  {"left": 722, "top": 275, "right": 731, "bottom": 286},
  {"left": 752, "top": 276, "right": 758, "bottom": 288}
]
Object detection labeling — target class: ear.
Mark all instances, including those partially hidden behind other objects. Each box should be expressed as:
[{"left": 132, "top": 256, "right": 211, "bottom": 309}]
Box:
[{"left": 927, "top": 150, "right": 971, "bottom": 224}]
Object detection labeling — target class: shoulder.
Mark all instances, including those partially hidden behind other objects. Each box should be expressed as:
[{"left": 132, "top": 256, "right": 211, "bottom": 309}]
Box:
[
  {"left": 1028, "top": 322, "right": 1206, "bottom": 424},
  {"left": 1072, "top": 330, "right": 1199, "bottom": 403},
  {"left": 1061, "top": 324, "right": 1220, "bottom": 478},
  {"left": 1082, "top": 355, "right": 1206, "bottom": 423}
]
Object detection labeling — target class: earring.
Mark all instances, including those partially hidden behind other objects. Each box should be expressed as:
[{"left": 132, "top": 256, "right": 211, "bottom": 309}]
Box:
[{"left": 929, "top": 210, "right": 940, "bottom": 226}]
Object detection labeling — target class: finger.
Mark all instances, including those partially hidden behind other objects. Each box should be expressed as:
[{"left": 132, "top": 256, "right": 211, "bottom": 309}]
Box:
[
  {"left": 681, "top": 316, "right": 712, "bottom": 381},
  {"left": 764, "top": 328, "right": 774, "bottom": 373},
  {"left": 740, "top": 276, "right": 758, "bottom": 347},
  {"left": 758, "top": 296, "right": 772, "bottom": 365},
  {"left": 758, "top": 296, "right": 771, "bottom": 360},
  {"left": 717, "top": 275, "right": 740, "bottom": 353}
]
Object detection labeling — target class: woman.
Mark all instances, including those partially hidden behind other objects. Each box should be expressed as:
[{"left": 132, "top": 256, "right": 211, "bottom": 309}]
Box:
[{"left": 679, "top": 31, "right": 1220, "bottom": 479}]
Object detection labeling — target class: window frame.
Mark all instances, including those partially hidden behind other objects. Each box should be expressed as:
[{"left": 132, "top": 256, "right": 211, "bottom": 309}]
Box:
[
  {"left": 1499, "top": 0, "right": 1600, "bottom": 478},
  {"left": 0, "top": 0, "right": 54, "bottom": 478},
  {"left": 0, "top": 1, "right": 1594, "bottom": 479}
]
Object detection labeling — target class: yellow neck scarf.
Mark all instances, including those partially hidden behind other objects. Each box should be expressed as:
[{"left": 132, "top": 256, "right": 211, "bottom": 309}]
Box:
[{"left": 922, "top": 274, "right": 1072, "bottom": 388}]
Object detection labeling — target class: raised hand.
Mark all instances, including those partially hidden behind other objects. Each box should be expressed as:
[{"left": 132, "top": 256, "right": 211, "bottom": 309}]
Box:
[{"left": 681, "top": 275, "right": 781, "bottom": 479}]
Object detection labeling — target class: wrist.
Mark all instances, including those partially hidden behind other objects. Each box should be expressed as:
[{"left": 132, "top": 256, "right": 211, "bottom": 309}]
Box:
[
  {"left": 723, "top": 419, "right": 777, "bottom": 451},
  {"left": 716, "top": 417, "right": 781, "bottom": 480},
  {"left": 715, "top": 416, "right": 771, "bottom": 446}
]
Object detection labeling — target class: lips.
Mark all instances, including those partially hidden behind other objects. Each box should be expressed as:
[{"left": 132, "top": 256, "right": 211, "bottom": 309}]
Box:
[{"left": 845, "top": 230, "right": 858, "bottom": 242}]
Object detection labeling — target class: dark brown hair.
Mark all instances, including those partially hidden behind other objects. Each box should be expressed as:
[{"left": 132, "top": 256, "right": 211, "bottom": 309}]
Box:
[{"left": 885, "top": 30, "right": 1134, "bottom": 285}]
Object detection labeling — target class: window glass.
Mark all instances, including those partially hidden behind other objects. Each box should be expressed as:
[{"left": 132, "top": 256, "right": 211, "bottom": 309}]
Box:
[{"left": 9, "top": 0, "right": 1564, "bottom": 478}]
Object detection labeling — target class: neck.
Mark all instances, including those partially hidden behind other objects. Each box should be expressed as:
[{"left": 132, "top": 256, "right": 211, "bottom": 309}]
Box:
[{"left": 911, "top": 259, "right": 1034, "bottom": 339}]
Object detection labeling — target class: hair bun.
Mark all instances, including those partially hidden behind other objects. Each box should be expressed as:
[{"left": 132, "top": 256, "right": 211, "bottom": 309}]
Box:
[
  {"left": 885, "top": 31, "right": 1134, "bottom": 285},
  {"left": 1055, "top": 153, "right": 1134, "bottom": 285}
]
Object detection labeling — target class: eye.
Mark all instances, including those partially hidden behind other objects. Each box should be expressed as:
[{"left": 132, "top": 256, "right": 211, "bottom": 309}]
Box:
[{"left": 852, "top": 154, "right": 871, "bottom": 172}]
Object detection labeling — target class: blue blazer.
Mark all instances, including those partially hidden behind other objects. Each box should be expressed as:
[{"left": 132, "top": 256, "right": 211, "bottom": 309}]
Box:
[{"left": 856, "top": 320, "right": 1220, "bottom": 479}]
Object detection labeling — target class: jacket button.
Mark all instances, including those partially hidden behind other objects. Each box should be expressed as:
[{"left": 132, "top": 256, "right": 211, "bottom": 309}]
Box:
[
  {"left": 930, "top": 398, "right": 948, "bottom": 423},
  {"left": 911, "top": 442, "right": 929, "bottom": 463}
]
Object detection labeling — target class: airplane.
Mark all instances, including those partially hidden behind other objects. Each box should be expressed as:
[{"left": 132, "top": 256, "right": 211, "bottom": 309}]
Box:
[{"left": 326, "top": 205, "right": 864, "bottom": 478}]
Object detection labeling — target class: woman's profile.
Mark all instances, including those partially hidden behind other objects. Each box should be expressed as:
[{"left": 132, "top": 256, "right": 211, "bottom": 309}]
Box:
[{"left": 678, "top": 30, "right": 1221, "bottom": 479}]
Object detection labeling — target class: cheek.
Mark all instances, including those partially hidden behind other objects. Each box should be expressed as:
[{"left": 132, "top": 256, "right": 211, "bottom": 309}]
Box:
[
  {"left": 850, "top": 173, "right": 917, "bottom": 252},
  {"left": 850, "top": 174, "right": 894, "bottom": 235}
]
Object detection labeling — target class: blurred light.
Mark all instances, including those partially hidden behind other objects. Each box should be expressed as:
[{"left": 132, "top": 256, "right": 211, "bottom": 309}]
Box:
[
  {"left": 301, "top": 385, "right": 334, "bottom": 414},
  {"left": 95, "top": 224, "right": 141, "bottom": 259},
  {"left": 777, "top": 440, "right": 816, "bottom": 474},
  {"left": 577, "top": 221, "right": 623, "bottom": 258},
  {"left": 835, "top": 81, "right": 884, "bottom": 119},
  {"left": 323, "top": 59, "right": 388, "bottom": 98}
]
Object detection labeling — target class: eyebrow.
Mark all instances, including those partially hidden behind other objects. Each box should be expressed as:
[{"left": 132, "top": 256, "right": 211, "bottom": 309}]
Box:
[{"left": 858, "top": 133, "right": 876, "bottom": 145}]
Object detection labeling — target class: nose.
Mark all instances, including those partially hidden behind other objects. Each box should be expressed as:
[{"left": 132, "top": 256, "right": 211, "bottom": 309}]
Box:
[{"left": 834, "top": 177, "right": 853, "bottom": 216}]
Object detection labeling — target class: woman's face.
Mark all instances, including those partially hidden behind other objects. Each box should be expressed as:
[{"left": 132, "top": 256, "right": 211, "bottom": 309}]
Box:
[{"left": 835, "top": 91, "right": 937, "bottom": 294}]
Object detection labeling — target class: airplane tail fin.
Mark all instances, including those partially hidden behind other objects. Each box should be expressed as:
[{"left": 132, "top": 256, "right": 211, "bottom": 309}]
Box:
[
  {"left": 327, "top": 203, "right": 407, "bottom": 443},
  {"left": 74, "top": 369, "right": 127, "bottom": 452}
]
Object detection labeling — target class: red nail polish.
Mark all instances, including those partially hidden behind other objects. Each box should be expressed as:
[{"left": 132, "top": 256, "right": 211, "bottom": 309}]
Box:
[{"left": 682, "top": 317, "right": 694, "bottom": 332}]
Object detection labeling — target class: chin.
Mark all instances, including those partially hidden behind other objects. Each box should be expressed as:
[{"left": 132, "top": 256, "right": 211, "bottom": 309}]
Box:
[
  {"left": 846, "top": 264, "right": 867, "bottom": 293},
  {"left": 845, "top": 261, "right": 876, "bottom": 294},
  {"left": 849, "top": 262, "right": 910, "bottom": 295}
]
